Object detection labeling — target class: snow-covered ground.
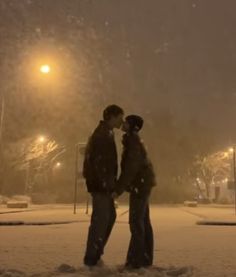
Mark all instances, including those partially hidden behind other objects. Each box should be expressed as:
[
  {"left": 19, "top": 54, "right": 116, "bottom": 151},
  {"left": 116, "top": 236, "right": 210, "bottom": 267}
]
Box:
[{"left": 1, "top": 204, "right": 236, "bottom": 276}]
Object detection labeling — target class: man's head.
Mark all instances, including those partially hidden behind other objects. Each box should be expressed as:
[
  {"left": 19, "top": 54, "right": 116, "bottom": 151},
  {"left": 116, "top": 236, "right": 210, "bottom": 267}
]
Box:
[
  {"left": 122, "top": 115, "right": 144, "bottom": 133},
  {"left": 103, "top": 105, "right": 124, "bottom": 129}
]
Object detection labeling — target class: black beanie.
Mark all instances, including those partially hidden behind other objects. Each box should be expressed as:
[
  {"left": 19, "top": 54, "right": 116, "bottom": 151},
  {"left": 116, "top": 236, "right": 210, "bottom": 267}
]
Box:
[{"left": 125, "top": 115, "right": 144, "bottom": 132}]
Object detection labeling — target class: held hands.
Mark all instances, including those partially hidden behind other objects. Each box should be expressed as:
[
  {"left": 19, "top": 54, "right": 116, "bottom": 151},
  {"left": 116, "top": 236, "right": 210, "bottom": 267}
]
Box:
[
  {"left": 111, "top": 178, "right": 120, "bottom": 199},
  {"left": 112, "top": 178, "right": 125, "bottom": 199}
]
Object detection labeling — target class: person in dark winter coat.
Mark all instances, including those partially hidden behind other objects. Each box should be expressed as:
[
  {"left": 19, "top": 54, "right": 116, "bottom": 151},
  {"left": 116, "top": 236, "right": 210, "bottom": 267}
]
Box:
[
  {"left": 83, "top": 105, "right": 124, "bottom": 266},
  {"left": 115, "top": 115, "right": 156, "bottom": 269}
]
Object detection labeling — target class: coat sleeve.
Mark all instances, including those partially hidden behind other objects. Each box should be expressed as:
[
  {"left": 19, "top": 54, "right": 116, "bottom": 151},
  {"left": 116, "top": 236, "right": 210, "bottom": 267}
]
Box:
[
  {"left": 90, "top": 134, "right": 116, "bottom": 189},
  {"left": 116, "top": 142, "right": 143, "bottom": 195}
]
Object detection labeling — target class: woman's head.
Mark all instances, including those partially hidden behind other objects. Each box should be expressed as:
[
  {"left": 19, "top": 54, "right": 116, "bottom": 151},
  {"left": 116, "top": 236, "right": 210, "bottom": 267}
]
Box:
[{"left": 122, "top": 115, "right": 144, "bottom": 133}]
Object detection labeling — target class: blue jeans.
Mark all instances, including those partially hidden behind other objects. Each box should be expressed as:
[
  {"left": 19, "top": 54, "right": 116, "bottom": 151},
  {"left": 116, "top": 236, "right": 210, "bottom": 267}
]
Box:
[
  {"left": 126, "top": 192, "right": 154, "bottom": 268},
  {"left": 84, "top": 193, "right": 116, "bottom": 265}
]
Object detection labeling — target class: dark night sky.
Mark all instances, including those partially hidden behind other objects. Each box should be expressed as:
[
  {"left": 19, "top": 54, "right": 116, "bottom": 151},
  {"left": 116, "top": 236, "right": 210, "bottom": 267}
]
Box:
[{"left": 1, "top": 0, "right": 236, "bottom": 151}]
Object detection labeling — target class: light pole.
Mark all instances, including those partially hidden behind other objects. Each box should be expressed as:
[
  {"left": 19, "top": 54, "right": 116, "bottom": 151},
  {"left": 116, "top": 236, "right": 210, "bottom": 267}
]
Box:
[
  {"left": 5, "top": 62, "right": 52, "bottom": 140},
  {"left": 229, "top": 147, "right": 236, "bottom": 215},
  {"left": 1, "top": 63, "right": 51, "bottom": 147},
  {"left": 0, "top": 92, "right": 5, "bottom": 193},
  {"left": 0, "top": 92, "right": 5, "bottom": 165},
  {"left": 73, "top": 143, "right": 79, "bottom": 214},
  {"left": 0, "top": 62, "right": 52, "bottom": 193},
  {"left": 73, "top": 142, "right": 87, "bottom": 214},
  {"left": 0, "top": 93, "right": 4, "bottom": 145}
]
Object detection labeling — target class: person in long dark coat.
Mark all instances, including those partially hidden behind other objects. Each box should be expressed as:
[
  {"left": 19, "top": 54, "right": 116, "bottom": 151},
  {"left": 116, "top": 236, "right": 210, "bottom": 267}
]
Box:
[
  {"left": 115, "top": 115, "right": 156, "bottom": 269},
  {"left": 83, "top": 105, "right": 124, "bottom": 266}
]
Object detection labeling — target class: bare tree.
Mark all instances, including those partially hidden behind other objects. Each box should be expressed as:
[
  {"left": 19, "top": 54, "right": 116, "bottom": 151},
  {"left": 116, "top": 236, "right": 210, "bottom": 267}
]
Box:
[
  {"left": 4, "top": 136, "right": 65, "bottom": 194},
  {"left": 194, "top": 151, "right": 230, "bottom": 199}
]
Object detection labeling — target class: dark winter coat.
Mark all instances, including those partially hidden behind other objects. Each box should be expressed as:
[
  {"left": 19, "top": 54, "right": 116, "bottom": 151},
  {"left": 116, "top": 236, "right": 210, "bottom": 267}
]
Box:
[
  {"left": 83, "top": 121, "right": 118, "bottom": 193},
  {"left": 116, "top": 132, "right": 156, "bottom": 197}
]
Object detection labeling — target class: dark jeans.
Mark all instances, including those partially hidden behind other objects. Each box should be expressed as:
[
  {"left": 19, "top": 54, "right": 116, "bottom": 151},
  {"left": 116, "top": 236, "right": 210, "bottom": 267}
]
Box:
[
  {"left": 126, "top": 192, "right": 154, "bottom": 268},
  {"left": 84, "top": 193, "right": 116, "bottom": 265}
]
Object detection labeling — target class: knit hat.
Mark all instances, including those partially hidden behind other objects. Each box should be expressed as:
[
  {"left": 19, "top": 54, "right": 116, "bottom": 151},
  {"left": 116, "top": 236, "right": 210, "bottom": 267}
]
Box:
[{"left": 125, "top": 115, "right": 144, "bottom": 132}]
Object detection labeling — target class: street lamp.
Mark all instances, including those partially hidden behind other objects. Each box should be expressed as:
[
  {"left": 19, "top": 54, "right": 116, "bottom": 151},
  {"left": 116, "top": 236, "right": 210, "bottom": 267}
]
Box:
[
  {"left": 55, "top": 162, "right": 61, "bottom": 168},
  {"left": 38, "top": 135, "right": 46, "bottom": 143},
  {"left": 40, "top": 64, "right": 51, "bottom": 74}
]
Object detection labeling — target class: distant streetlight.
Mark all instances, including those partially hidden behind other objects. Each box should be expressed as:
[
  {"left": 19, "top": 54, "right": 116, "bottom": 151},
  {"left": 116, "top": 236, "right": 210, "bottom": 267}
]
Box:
[
  {"left": 224, "top": 152, "right": 229, "bottom": 158},
  {"left": 40, "top": 64, "right": 51, "bottom": 74},
  {"left": 38, "top": 135, "right": 46, "bottom": 143},
  {"left": 55, "top": 162, "right": 61, "bottom": 168}
]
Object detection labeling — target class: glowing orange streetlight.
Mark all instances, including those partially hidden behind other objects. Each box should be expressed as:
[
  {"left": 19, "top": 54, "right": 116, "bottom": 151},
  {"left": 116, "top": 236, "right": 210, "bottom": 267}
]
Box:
[
  {"left": 55, "top": 162, "right": 61, "bottom": 168},
  {"left": 38, "top": 135, "right": 46, "bottom": 143},
  {"left": 40, "top": 64, "right": 51, "bottom": 74}
]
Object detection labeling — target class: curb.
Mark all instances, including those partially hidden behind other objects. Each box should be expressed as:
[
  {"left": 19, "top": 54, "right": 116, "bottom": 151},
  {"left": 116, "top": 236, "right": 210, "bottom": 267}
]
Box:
[
  {"left": 0, "top": 220, "right": 80, "bottom": 226},
  {"left": 197, "top": 220, "right": 236, "bottom": 226}
]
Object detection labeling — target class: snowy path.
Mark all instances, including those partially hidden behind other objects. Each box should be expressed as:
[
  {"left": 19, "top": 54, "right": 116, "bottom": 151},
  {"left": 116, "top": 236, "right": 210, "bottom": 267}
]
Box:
[{"left": 0, "top": 204, "right": 236, "bottom": 276}]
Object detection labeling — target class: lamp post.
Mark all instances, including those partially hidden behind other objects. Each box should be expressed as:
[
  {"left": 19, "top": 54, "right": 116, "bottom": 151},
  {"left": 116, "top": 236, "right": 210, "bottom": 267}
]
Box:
[
  {"left": 73, "top": 144, "right": 79, "bottom": 214},
  {"left": 0, "top": 61, "right": 52, "bottom": 193},
  {"left": 73, "top": 142, "right": 87, "bottom": 214},
  {"left": 229, "top": 147, "right": 236, "bottom": 215},
  {"left": 0, "top": 92, "right": 5, "bottom": 193},
  {"left": 0, "top": 93, "right": 4, "bottom": 145},
  {"left": 1, "top": 63, "right": 51, "bottom": 147}
]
